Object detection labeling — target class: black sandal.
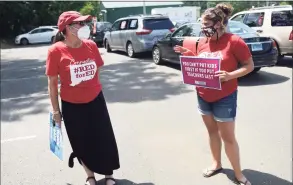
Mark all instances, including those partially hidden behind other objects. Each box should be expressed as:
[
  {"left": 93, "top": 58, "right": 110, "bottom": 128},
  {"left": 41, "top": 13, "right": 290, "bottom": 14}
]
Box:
[
  {"left": 105, "top": 177, "right": 116, "bottom": 185},
  {"left": 86, "top": 176, "right": 96, "bottom": 185},
  {"left": 234, "top": 177, "right": 251, "bottom": 185},
  {"left": 203, "top": 167, "right": 223, "bottom": 178}
]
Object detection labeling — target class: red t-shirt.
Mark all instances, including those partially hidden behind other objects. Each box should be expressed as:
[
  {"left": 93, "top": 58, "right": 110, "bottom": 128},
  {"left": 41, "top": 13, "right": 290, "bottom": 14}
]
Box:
[
  {"left": 183, "top": 33, "right": 251, "bottom": 102},
  {"left": 46, "top": 39, "right": 104, "bottom": 103}
]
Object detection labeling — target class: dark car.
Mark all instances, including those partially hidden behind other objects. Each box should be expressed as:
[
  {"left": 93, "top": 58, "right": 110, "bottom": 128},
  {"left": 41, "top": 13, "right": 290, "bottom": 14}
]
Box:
[
  {"left": 152, "top": 20, "right": 278, "bottom": 73},
  {"left": 172, "top": 20, "right": 191, "bottom": 28},
  {"left": 91, "top": 21, "right": 112, "bottom": 46}
]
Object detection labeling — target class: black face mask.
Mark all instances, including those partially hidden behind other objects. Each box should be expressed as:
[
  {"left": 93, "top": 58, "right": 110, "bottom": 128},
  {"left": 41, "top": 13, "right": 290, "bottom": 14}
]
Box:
[{"left": 201, "top": 26, "right": 217, "bottom": 37}]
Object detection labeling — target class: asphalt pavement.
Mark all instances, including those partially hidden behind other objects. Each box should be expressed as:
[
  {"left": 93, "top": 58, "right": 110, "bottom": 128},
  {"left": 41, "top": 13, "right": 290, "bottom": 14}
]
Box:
[{"left": 1, "top": 44, "right": 292, "bottom": 185}]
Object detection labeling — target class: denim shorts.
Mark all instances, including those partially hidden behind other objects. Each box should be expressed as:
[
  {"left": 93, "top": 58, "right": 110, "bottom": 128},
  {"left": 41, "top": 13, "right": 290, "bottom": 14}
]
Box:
[{"left": 197, "top": 90, "right": 237, "bottom": 122}]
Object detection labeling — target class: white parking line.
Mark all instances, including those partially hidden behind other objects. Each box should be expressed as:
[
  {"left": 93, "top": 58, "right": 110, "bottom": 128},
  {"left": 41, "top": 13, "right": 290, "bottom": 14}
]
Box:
[{"left": 1, "top": 135, "right": 37, "bottom": 143}]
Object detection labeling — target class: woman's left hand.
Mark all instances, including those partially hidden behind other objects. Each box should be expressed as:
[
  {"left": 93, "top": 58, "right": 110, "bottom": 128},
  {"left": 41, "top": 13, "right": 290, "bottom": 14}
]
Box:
[{"left": 214, "top": 71, "right": 233, "bottom": 82}]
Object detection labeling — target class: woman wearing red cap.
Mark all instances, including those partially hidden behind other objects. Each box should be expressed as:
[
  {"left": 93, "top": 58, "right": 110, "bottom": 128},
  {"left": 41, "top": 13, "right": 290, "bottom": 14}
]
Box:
[
  {"left": 174, "top": 3, "right": 253, "bottom": 185},
  {"left": 46, "top": 11, "right": 120, "bottom": 185}
]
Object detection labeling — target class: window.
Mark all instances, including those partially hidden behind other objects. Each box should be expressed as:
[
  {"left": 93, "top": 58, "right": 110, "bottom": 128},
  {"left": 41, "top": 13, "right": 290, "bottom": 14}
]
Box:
[
  {"left": 111, "top": 21, "right": 120, "bottom": 31},
  {"left": 104, "top": 23, "right": 112, "bottom": 29},
  {"left": 120, "top": 20, "right": 128, "bottom": 30},
  {"left": 129, "top": 19, "right": 138, "bottom": 29},
  {"left": 172, "top": 25, "right": 189, "bottom": 37},
  {"left": 96, "top": 22, "right": 112, "bottom": 30},
  {"left": 172, "top": 24, "right": 202, "bottom": 37},
  {"left": 231, "top": 14, "right": 246, "bottom": 22},
  {"left": 189, "top": 24, "right": 203, "bottom": 37},
  {"left": 228, "top": 21, "right": 256, "bottom": 34},
  {"left": 271, "top": 10, "right": 293, "bottom": 26},
  {"left": 30, "top": 29, "right": 41, "bottom": 34},
  {"left": 41, "top": 28, "right": 54, "bottom": 32},
  {"left": 143, "top": 18, "right": 174, "bottom": 30},
  {"left": 244, "top": 12, "right": 265, "bottom": 27}
]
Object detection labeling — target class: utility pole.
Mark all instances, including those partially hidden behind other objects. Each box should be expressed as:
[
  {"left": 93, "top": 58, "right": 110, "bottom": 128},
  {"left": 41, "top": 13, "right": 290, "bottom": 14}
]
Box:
[{"left": 143, "top": 0, "right": 146, "bottom": 15}]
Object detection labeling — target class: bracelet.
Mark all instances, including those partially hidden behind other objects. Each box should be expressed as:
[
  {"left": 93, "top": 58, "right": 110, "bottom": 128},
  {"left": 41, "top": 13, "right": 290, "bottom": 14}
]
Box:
[{"left": 52, "top": 110, "right": 60, "bottom": 115}]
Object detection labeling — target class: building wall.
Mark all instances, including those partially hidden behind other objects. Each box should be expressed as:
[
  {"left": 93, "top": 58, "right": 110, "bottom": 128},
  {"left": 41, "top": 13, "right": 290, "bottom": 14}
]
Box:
[{"left": 104, "top": 5, "right": 182, "bottom": 23}]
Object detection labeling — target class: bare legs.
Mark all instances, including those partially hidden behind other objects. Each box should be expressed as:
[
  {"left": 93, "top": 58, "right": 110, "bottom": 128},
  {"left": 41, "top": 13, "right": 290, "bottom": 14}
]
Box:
[
  {"left": 82, "top": 162, "right": 96, "bottom": 185},
  {"left": 202, "top": 114, "right": 251, "bottom": 184},
  {"left": 202, "top": 115, "right": 222, "bottom": 171},
  {"left": 82, "top": 162, "right": 116, "bottom": 185}
]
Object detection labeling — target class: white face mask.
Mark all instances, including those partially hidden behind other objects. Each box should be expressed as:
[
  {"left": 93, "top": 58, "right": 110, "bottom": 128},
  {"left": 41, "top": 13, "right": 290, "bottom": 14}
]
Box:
[{"left": 71, "top": 25, "right": 90, "bottom": 40}]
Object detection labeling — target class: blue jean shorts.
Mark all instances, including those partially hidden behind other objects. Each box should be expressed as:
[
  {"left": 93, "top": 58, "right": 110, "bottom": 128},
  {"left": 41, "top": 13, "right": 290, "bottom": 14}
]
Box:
[{"left": 197, "top": 90, "right": 237, "bottom": 122}]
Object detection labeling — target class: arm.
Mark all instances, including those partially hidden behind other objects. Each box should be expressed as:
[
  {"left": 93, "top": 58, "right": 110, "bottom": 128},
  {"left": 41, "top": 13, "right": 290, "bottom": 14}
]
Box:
[
  {"left": 174, "top": 45, "right": 196, "bottom": 56},
  {"left": 90, "top": 41, "right": 104, "bottom": 81},
  {"left": 48, "top": 76, "right": 60, "bottom": 113},
  {"left": 45, "top": 46, "right": 61, "bottom": 114},
  {"left": 230, "top": 37, "right": 254, "bottom": 79},
  {"left": 229, "top": 56, "right": 254, "bottom": 79}
]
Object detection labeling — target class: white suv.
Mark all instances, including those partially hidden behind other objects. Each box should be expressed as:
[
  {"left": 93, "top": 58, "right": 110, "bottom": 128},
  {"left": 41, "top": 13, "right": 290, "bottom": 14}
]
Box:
[{"left": 230, "top": 5, "right": 293, "bottom": 57}]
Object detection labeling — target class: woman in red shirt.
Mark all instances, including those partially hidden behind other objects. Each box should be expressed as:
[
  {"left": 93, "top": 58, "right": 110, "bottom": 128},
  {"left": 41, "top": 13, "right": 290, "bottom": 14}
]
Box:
[
  {"left": 175, "top": 3, "right": 254, "bottom": 185},
  {"left": 46, "top": 11, "right": 119, "bottom": 185}
]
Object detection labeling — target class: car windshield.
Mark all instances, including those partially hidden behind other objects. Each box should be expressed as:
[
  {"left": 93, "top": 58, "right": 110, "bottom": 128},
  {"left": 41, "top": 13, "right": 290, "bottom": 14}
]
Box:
[
  {"left": 228, "top": 21, "right": 256, "bottom": 34},
  {"left": 143, "top": 18, "right": 174, "bottom": 30},
  {"left": 96, "top": 22, "right": 112, "bottom": 30}
]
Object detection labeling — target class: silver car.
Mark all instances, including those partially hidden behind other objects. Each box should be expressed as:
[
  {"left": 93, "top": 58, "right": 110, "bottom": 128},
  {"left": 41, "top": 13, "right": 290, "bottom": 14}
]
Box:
[{"left": 104, "top": 14, "right": 175, "bottom": 57}]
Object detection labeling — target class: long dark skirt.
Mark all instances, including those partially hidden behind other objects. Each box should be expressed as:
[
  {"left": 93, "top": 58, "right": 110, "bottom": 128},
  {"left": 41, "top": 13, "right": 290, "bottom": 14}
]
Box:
[{"left": 61, "top": 91, "right": 120, "bottom": 175}]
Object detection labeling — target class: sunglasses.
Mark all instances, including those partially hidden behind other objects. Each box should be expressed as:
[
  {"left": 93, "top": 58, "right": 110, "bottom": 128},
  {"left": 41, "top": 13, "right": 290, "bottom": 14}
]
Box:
[{"left": 69, "top": 21, "right": 91, "bottom": 26}]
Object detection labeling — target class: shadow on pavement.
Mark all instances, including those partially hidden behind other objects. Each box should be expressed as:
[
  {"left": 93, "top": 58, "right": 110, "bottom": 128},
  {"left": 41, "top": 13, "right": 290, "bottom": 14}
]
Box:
[
  {"left": 107, "top": 50, "right": 153, "bottom": 59},
  {"left": 277, "top": 57, "right": 293, "bottom": 69},
  {"left": 1, "top": 59, "right": 48, "bottom": 123},
  {"left": 100, "top": 59, "right": 192, "bottom": 103},
  {"left": 97, "top": 179, "right": 154, "bottom": 185},
  {"left": 238, "top": 70, "right": 290, "bottom": 86},
  {"left": 224, "top": 169, "right": 292, "bottom": 185},
  {"left": 66, "top": 179, "right": 154, "bottom": 185}
]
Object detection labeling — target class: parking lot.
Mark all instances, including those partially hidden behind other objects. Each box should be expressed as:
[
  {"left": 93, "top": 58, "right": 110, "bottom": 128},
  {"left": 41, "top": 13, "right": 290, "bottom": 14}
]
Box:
[{"left": 1, "top": 44, "right": 292, "bottom": 185}]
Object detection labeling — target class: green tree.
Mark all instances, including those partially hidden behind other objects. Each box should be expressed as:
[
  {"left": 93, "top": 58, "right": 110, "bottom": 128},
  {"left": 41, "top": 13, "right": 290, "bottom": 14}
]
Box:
[
  {"left": 80, "top": 1, "right": 100, "bottom": 17},
  {"left": 0, "top": 1, "right": 87, "bottom": 38}
]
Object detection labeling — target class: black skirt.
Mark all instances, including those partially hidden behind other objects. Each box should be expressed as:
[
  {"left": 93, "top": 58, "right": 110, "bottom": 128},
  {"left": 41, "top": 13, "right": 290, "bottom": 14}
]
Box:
[{"left": 61, "top": 91, "right": 120, "bottom": 175}]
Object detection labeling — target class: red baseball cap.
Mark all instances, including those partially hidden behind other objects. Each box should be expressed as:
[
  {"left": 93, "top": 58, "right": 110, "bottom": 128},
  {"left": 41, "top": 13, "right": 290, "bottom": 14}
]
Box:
[{"left": 57, "top": 11, "right": 92, "bottom": 32}]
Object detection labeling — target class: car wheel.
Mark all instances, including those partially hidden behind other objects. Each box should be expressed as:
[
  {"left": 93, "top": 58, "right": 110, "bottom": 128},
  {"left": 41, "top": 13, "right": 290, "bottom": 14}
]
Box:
[
  {"left": 105, "top": 40, "right": 112, "bottom": 52},
  {"left": 152, "top": 46, "right": 163, "bottom": 65},
  {"left": 20, "top": 38, "right": 29, "bottom": 45},
  {"left": 126, "top": 42, "right": 135, "bottom": 58},
  {"left": 51, "top": 36, "right": 55, "bottom": 44},
  {"left": 251, "top": 67, "right": 261, "bottom": 73},
  {"left": 98, "top": 42, "right": 103, "bottom": 47}
]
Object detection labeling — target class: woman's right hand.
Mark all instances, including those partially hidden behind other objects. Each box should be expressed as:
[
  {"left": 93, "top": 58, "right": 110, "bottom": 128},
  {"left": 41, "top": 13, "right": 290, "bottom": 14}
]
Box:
[
  {"left": 173, "top": 45, "right": 189, "bottom": 54},
  {"left": 53, "top": 112, "right": 62, "bottom": 127}
]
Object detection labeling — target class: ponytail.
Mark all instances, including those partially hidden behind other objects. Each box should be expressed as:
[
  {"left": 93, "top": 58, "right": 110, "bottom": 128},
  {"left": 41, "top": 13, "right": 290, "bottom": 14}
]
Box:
[{"left": 53, "top": 30, "right": 66, "bottom": 43}]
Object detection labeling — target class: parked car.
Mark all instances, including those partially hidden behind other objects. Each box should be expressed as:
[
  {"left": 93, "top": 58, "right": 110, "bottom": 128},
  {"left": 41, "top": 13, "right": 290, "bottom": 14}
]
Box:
[
  {"left": 90, "top": 21, "right": 112, "bottom": 46},
  {"left": 230, "top": 5, "right": 293, "bottom": 57},
  {"left": 103, "top": 14, "right": 175, "bottom": 57},
  {"left": 172, "top": 20, "right": 191, "bottom": 28},
  {"left": 152, "top": 21, "right": 278, "bottom": 73},
  {"left": 15, "top": 26, "right": 58, "bottom": 45}
]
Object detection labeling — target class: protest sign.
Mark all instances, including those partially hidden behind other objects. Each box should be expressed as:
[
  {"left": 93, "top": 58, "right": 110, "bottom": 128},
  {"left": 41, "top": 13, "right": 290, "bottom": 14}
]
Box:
[
  {"left": 49, "top": 112, "right": 63, "bottom": 161},
  {"left": 179, "top": 56, "right": 221, "bottom": 90}
]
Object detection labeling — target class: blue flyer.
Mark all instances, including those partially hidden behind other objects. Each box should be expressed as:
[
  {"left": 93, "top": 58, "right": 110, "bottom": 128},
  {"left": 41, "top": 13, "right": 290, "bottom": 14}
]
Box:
[{"left": 49, "top": 112, "right": 63, "bottom": 161}]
